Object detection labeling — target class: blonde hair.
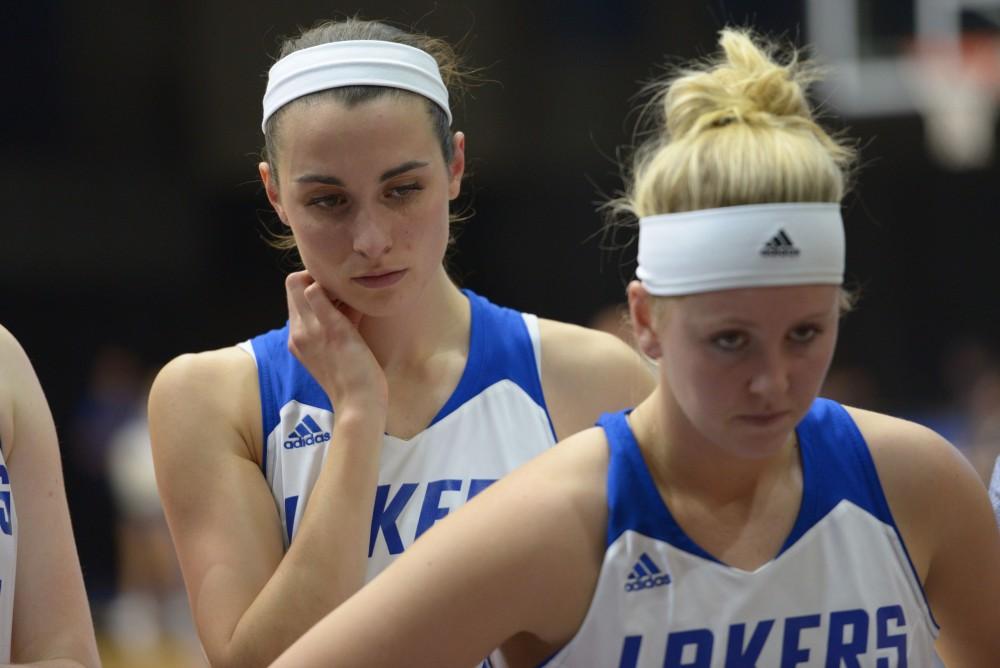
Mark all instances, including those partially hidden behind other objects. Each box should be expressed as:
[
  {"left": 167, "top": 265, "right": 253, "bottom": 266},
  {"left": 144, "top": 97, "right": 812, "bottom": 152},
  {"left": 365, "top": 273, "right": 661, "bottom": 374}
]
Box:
[{"left": 621, "top": 28, "right": 855, "bottom": 219}]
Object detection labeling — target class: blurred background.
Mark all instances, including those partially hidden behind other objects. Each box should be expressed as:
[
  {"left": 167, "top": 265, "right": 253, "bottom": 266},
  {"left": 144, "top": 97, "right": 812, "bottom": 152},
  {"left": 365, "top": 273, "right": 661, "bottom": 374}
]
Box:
[{"left": 2, "top": 0, "right": 998, "bottom": 665}]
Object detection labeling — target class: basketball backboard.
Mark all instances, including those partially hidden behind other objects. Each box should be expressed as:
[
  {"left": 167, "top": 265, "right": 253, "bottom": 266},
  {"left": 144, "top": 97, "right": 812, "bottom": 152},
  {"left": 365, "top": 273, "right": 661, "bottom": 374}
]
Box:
[{"left": 806, "top": 0, "right": 1000, "bottom": 168}]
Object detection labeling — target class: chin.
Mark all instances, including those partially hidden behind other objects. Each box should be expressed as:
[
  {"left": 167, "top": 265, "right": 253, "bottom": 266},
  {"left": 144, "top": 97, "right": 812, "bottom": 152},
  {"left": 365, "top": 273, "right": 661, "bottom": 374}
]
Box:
[
  {"left": 714, "top": 421, "right": 797, "bottom": 460},
  {"left": 347, "top": 280, "right": 424, "bottom": 319}
]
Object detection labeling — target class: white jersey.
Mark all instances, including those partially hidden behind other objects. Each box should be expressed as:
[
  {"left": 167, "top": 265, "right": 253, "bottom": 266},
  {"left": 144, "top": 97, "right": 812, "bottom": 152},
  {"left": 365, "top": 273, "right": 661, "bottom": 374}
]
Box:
[
  {"left": 0, "top": 443, "right": 16, "bottom": 662},
  {"left": 543, "top": 400, "right": 938, "bottom": 668},
  {"left": 238, "top": 290, "right": 556, "bottom": 581}
]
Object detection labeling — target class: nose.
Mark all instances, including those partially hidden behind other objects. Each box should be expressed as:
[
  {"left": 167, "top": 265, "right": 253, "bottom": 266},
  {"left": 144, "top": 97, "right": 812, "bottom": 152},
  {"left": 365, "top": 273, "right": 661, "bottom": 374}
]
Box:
[
  {"left": 351, "top": 207, "right": 392, "bottom": 259},
  {"left": 747, "top": 348, "right": 790, "bottom": 400}
]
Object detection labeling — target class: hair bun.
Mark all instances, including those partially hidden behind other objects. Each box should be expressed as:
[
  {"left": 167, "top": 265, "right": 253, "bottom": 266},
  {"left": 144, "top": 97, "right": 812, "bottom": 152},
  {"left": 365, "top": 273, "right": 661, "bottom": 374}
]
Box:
[
  {"left": 664, "top": 29, "right": 814, "bottom": 140},
  {"left": 612, "top": 27, "right": 855, "bottom": 220}
]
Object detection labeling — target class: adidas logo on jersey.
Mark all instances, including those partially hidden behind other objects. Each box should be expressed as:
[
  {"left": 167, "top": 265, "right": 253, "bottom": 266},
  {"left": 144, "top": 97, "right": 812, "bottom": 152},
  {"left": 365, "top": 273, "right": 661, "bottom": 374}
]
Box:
[
  {"left": 760, "top": 229, "right": 800, "bottom": 257},
  {"left": 283, "top": 415, "right": 331, "bottom": 450},
  {"left": 624, "top": 552, "right": 671, "bottom": 592}
]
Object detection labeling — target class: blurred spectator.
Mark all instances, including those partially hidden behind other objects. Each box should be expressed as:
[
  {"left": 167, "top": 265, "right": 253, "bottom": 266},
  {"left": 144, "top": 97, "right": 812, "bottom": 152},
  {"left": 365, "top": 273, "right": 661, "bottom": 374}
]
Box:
[
  {"left": 67, "top": 347, "right": 145, "bottom": 603},
  {"left": 104, "top": 375, "right": 204, "bottom": 666},
  {"left": 70, "top": 347, "right": 145, "bottom": 477}
]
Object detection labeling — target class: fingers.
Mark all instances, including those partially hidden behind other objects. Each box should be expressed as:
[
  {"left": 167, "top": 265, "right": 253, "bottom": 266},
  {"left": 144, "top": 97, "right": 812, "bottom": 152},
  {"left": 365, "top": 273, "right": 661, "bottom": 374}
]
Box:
[
  {"left": 286, "top": 271, "right": 361, "bottom": 343},
  {"left": 303, "top": 282, "right": 352, "bottom": 331},
  {"left": 285, "top": 271, "right": 318, "bottom": 332},
  {"left": 334, "top": 298, "right": 364, "bottom": 329}
]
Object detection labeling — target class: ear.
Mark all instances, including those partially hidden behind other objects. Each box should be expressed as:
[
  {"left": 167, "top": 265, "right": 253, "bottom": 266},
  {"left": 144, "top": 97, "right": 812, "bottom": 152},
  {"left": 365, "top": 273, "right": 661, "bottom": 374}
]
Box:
[
  {"left": 259, "top": 161, "right": 290, "bottom": 226},
  {"left": 447, "top": 131, "right": 466, "bottom": 200},
  {"left": 628, "top": 280, "right": 663, "bottom": 360}
]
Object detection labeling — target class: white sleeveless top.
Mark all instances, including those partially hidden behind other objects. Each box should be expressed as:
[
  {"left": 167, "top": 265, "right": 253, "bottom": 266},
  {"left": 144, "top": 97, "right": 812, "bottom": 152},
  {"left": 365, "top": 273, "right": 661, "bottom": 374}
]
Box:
[
  {"left": 238, "top": 290, "right": 557, "bottom": 582},
  {"left": 541, "top": 400, "right": 938, "bottom": 668}
]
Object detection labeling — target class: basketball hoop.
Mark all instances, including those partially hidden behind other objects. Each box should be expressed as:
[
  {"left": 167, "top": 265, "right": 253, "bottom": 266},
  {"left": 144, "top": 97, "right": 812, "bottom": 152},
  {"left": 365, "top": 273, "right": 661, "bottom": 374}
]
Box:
[{"left": 905, "top": 34, "right": 1000, "bottom": 169}]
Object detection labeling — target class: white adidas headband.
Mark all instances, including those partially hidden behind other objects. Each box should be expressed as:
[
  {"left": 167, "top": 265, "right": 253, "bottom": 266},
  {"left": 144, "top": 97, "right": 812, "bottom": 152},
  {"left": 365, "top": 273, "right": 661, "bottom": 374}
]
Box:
[
  {"left": 636, "top": 202, "right": 845, "bottom": 296},
  {"left": 262, "top": 40, "right": 452, "bottom": 133}
]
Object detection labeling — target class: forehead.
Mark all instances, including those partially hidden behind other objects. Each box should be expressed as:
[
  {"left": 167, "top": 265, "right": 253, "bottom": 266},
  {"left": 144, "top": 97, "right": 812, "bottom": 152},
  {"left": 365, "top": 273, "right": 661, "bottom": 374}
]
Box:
[
  {"left": 671, "top": 285, "right": 841, "bottom": 325},
  {"left": 275, "top": 93, "right": 441, "bottom": 171}
]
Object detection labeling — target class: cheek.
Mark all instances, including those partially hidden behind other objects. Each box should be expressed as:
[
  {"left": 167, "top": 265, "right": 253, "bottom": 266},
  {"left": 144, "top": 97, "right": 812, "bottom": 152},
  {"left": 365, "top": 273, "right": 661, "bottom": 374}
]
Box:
[
  {"left": 397, "top": 224, "right": 414, "bottom": 251},
  {"left": 288, "top": 219, "right": 352, "bottom": 268},
  {"left": 799, "top": 342, "right": 837, "bottom": 393},
  {"left": 662, "top": 346, "right": 731, "bottom": 413},
  {"left": 408, "top": 200, "right": 451, "bottom": 254}
]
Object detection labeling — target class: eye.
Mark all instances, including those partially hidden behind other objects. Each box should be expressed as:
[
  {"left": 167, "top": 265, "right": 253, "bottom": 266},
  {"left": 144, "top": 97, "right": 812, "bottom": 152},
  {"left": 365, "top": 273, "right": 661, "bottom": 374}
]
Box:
[
  {"left": 387, "top": 182, "right": 423, "bottom": 199},
  {"left": 306, "top": 193, "right": 347, "bottom": 209},
  {"left": 711, "top": 330, "right": 748, "bottom": 352},
  {"left": 788, "top": 324, "right": 821, "bottom": 344}
]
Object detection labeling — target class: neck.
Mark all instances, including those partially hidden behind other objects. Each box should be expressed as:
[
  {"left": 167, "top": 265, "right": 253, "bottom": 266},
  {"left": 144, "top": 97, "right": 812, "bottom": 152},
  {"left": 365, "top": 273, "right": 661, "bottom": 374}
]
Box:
[
  {"left": 629, "top": 387, "right": 800, "bottom": 507},
  {"left": 357, "top": 268, "right": 469, "bottom": 372}
]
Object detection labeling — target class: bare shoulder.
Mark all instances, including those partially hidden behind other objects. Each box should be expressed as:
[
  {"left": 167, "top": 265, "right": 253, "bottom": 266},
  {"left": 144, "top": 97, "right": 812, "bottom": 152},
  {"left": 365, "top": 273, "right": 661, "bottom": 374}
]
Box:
[
  {"left": 153, "top": 346, "right": 257, "bottom": 395},
  {"left": 513, "top": 424, "right": 611, "bottom": 510},
  {"left": 0, "top": 324, "right": 47, "bottom": 459},
  {"left": 845, "top": 405, "right": 965, "bottom": 487},
  {"left": 846, "top": 406, "right": 1000, "bottom": 663},
  {"left": 459, "top": 423, "right": 610, "bottom": 535},
  {"left": 446, "top": 422, "right": 611, "bottom": 562},
  {"left": 149, "top": 346, "right": 261, "bottom": 464},
  {"left": 0, "top": 323, "right": 34, "bottom": 390},
  {"left": 845, "top": 405, "right": 955, "bottom": 465},
  {"left": 844, "top": 405, "right": 984, "bottom": 577},
  {"left": 537, "top": 318, "right": 655, "bottom": 439},
  {"left": 0, "top": 323, "right": 24, "bottom": 359},
  {"left": 536, "top": 318, "right": 644, "bottom": 369}
]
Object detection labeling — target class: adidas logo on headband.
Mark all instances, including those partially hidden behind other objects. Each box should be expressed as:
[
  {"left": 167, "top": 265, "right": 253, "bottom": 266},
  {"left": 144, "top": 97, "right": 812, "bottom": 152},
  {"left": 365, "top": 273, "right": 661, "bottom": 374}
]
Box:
[{"left": 760, "top": 229, "right": 801, "bottom": 257}]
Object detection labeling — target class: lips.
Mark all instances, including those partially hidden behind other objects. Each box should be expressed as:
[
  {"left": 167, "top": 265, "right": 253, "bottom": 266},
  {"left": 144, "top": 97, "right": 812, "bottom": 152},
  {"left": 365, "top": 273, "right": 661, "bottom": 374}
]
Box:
[
  {"left": 351, "top": 269, "right": 408, "bottom": 289},
  {"left": 735, "top": 411, "right": 791, "bottom": 427}
]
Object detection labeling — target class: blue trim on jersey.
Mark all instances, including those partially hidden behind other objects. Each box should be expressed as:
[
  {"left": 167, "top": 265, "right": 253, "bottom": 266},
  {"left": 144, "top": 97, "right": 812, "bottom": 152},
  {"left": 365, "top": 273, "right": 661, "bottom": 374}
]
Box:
[
  {"left": 248, "top": 323, "right": 331, "bottom": 477},
  {"left": 284, "top": 495, "right": 299, "bottom": 545},
  {"left": 535, "top": 649, "right": 559, "bottom": 668},
  {"left": 432, "top": 290, "right": 552, "bottom": 432},
  {"left": 784, "top": 400, "right": 935, "bottom": 626},
  {"left": 599, "top": 410, "right": 722, "bottom": 563},
  {"left": 780, "top": 399, "right": 889, "bottom": 551},
  {"left": 600, "top": 398, "right": 935, "bottom": 595},
  {"left": 245, "top": 290, "right": 554, "bottom": 468},
  {"left": 817, "top": 402, "right": 941, "bottom": 629}
]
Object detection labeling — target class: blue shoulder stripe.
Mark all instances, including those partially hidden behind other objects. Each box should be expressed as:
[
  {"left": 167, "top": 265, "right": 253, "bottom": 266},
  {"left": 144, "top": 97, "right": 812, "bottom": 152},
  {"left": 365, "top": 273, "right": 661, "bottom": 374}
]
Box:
[
  {"left": 780, "top": 398, "right": 893, "bottom": 551},
  {"left": 429, "top": 290, "right": 550, "bottom": 428},
  {"left": 599, "top": 410, "right": 714, "bottom": 556},
  {"left": 247, "top": 323, "right": 330, "bottom": 475},
  {"left": 600, "top": 400, "right": 906, "bottom": 561},
  {"left": 246, "top": 290, "right": 553, "bottom": 459}
]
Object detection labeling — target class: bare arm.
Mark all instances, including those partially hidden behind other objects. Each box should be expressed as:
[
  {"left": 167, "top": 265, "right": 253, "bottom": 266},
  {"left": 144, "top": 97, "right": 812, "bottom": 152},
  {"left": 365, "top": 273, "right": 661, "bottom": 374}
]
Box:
[
  {"left": 856, "top": 408, "right": 1000, "bottom": 666},
  {"left": 0, "top": 326, "right": 100, "bottom": 668},
  {"left": 151, "top": 272, "right": 391, "bottom": 667},
  {"left": 150, "top": 348, "right": 384, "bottom": 668},
  {"left": 538, "top": 319, "right": 655, "bottom": 440},
  {"left": 271, "top": 430, "right": 610, "bottom": 668}
]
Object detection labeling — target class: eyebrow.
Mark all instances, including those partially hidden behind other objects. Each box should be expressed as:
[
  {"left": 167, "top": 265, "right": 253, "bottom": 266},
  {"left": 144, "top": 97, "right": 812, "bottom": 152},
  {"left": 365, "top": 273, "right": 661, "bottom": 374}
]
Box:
[
  {"left": 706, "top": 310, "right": 833, "bottom": 328},
  {"left": 294, "top": 160, "right": 430, "bottom": 186},
  {"left": 380, "top": 160, "right": 429, "bottom": 181}
]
